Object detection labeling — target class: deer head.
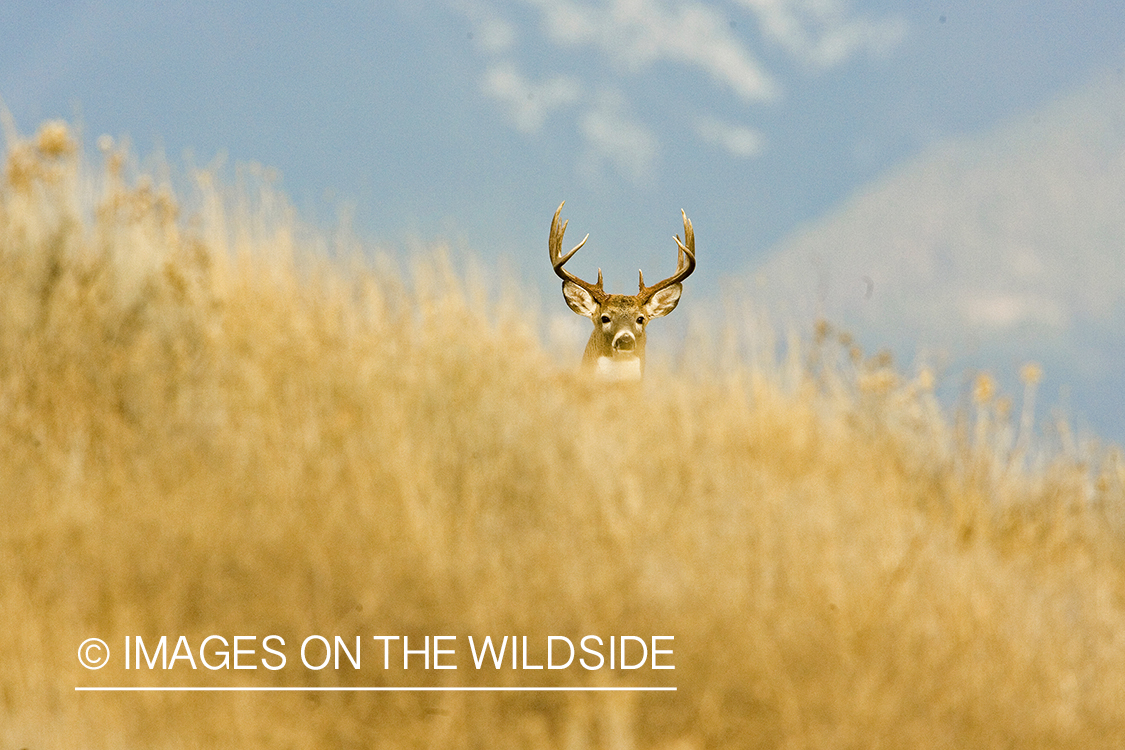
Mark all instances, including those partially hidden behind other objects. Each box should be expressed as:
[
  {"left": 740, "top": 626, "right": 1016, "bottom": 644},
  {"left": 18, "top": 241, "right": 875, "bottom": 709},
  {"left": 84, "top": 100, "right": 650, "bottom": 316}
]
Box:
[{"left": 549, "top": 201, "right": 696, "bottom": 381}]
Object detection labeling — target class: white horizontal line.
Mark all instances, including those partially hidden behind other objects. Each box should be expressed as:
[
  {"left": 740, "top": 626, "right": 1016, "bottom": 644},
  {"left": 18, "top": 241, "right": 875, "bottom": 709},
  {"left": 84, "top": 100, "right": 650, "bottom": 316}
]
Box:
[{"left": 75, "top": 686, "right": 676, "bottom": 692}]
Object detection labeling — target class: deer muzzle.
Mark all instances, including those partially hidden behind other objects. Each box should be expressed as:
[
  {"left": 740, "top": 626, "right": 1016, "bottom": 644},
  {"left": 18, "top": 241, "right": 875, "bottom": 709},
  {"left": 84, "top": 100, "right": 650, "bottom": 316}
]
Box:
[{"left": 612, "top": 330, "right": 637, "bottom": 354}]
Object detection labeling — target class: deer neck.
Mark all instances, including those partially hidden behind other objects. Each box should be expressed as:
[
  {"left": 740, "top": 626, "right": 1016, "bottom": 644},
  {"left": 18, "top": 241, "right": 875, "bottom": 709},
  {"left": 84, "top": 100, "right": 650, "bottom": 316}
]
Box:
[
  {"left": 583, "top": 337, "right": 643, "bottom": 381},
  {"left": 593, "top": 355, "right": 642, "bottom": 381}
]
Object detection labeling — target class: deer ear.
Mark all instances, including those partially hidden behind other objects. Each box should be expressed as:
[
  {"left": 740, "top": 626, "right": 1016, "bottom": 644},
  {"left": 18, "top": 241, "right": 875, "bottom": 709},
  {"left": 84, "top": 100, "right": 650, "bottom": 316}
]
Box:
[
  {"left": 643, "top": 284, "right": 682, "bottom": 319},
  {"left": 563, "top": 280, "right": 600, "bottom": 317}
]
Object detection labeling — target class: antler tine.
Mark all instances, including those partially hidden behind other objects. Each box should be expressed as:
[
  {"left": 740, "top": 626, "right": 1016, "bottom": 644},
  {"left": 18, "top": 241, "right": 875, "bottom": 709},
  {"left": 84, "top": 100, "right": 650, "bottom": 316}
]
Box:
[
  {"left": 550, "top": 201, "right": 603, "bottom": 300},
  {"left": 638, "top": 209, "right": 696, "bottom": 300},
  {"left": 556, "top": 226, "right": 589, "bottom": 267}
]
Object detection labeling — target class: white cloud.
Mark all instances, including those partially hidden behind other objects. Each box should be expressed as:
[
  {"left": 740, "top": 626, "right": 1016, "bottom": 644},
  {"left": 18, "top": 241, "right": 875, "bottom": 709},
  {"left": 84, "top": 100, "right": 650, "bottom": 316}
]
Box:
[
  {"left": 579, "top": 89, "right": 659, "bottom": 183},
  {"left": 475, "top": 17, "right": 517, "bottom": 53},
  {"left": 524, "top": 0, "right": 779, "bottom": 102},
  {"left": 454, "top": 0, "right": 518, "bottom": 53},
  {"left": 482, "top": 63, "right": 582, "bottom": 133},
  {"left": 450, "top": 0, "right": 906, "bottom": 180},
  {"left": 696, "top": 115, "right": 765, "bottom": 157},
  {"left": 959, "top": 293, "right": 1067, "bottom": 330},
  {"left": 736, "top": 0, "right": 908, "bottom": 69}
]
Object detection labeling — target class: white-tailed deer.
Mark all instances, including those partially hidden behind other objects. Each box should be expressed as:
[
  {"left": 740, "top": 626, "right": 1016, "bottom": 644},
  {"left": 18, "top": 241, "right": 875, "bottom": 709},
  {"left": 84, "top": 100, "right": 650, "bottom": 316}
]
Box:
[{"left": 550, "top": 201, "right": 696, "bottom": 381}]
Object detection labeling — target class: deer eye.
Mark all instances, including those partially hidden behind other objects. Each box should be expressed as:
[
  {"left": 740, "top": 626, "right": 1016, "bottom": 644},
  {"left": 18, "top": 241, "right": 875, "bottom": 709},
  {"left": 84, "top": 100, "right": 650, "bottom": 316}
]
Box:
[
  {"left": 636, "top": 316, "right": 645, "bottom": 325},
  {"left": 600, "top": 314, "right": 611, "bottom": 324}
]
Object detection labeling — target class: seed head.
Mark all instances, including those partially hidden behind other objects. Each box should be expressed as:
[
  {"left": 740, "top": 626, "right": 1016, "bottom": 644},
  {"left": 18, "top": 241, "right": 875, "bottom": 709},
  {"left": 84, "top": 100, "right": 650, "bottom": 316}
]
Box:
[
  {"left": 36, "top": 121, "right": 76, "bottom": 158},
  {"left": 973, "top": 373, "right": 995, "bottom": 405}
]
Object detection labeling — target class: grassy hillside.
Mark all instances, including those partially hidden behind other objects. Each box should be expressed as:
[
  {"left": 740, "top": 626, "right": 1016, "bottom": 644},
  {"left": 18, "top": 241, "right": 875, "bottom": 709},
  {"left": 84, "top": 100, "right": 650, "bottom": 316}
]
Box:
[{"left": 2, "top": 121, "right": 1124, "bottom": 749}]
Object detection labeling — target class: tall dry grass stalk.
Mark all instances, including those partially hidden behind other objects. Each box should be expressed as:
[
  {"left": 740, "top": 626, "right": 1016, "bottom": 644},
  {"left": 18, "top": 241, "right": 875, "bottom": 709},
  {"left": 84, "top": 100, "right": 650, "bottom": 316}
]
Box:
[{"left": 2, "top": 121, "right": 1124, "bottom": 749}]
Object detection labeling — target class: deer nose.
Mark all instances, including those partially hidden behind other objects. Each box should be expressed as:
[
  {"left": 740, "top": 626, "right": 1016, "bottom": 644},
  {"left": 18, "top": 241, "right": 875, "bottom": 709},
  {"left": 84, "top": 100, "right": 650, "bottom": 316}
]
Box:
[{"left": 612, "top": 330, "right": 636, "bottom": 353}]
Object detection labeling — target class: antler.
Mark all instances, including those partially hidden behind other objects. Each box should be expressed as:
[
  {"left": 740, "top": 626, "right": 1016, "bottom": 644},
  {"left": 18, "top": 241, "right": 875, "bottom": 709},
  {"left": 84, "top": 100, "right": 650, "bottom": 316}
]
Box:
[
  {"left": 637, "top": 209, "right": 696, "bottom": 302},
  {"left": 550, "top": 201, "right": 606, "bottom": 302}
]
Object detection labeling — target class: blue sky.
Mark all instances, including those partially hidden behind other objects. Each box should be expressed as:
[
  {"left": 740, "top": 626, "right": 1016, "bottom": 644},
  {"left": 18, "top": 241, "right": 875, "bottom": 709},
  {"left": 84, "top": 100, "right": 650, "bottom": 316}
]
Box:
[
  {"left": 3, "top": 1, "right": 1125, "bottom": 435},
  {"left": 3, "top": 1, "right": 1119, "bottom": 279}
]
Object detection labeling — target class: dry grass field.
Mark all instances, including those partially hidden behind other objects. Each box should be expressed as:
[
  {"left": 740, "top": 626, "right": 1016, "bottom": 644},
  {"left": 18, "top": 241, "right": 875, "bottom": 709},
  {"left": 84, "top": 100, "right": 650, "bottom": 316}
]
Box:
[{"left": 2, "top": 121, "right": 1124, "bottom": 749}]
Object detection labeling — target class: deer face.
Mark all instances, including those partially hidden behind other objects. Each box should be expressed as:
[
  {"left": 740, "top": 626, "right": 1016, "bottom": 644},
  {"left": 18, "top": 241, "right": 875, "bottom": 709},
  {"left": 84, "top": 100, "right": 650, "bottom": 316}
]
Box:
[
  {"left": 562, "top": 288, "right": 684, "bottom": 377},
  {"left": 550, "top": 202, "right": 695, "bottom": 380}
]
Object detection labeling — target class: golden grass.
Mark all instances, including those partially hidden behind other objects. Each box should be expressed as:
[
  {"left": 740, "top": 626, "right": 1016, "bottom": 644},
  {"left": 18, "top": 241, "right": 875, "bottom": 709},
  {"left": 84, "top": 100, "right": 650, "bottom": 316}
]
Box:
[{"left": 2, "top": 121, "right": 1124, "bottom": 749}]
